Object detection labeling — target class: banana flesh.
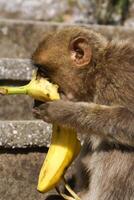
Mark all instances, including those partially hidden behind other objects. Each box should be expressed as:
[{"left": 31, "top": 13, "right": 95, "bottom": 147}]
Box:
[{"left": 0, "top": 70, "right": 81, "bottom": 198}]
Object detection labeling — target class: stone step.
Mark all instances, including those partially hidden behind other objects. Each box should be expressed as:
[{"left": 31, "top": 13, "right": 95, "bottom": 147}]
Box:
[
  {"left": 0, "top": 120, "right": 83, "bottom": 148},
  {"left": 0, "top": 120, "right": 52, "bottom": 148},
  {"left": 0, "top": 59, "right": 33, "bottom": 119},
  {"left": 0, "top": 151, "right": 58, "bottom": 200},
  {"left": 0, "top": 147, "right": 76, "bottom": 200},
  {"left": 0, "top": 95, "right": 34, "bottom": 120},
  {"left": 0, "top": 58, "right": 32, "bottom": 80},
  {"left": 0, "top": 19, "right": 134, "bottom": 58},
  {"left": 0, "top": 120, "right": 78, "bottom": 199}
]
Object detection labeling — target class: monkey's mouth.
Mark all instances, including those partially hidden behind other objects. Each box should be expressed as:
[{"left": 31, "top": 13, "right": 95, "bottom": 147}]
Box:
[
  {"left": 33, "top": 70, "right": 65, "bottom": 108},
  {"left": 33, "top": 67, "right": 72, "bottom": 109},
  {"left": 36, "top": 67, "right": 68, "bottom": 98}
]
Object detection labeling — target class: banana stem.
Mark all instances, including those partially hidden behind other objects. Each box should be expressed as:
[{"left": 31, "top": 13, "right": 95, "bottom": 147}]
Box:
[
  {"left": 0, "top": 70, "right": 37, "bottom": 95},
  {"left": 63, "top": 178, "right": 81, "bottom": 200},
  {"left": 55, "top": 186, "right": 75, "bottom": 200},
  {"left": 55, "top": 178, "right": 81, "bottom": 200},
  {"left": 0, "top": 85, "right": 28, "bottom": 95},
  {"left": 60, "top": 193, "right": 75, "bottom": 200}
]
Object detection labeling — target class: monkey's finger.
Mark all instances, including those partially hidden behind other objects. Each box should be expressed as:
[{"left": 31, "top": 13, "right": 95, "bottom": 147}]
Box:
[
  {"left": 43, "top": 116, "right": 52, "bottom": 123},
  {"left": 37, "top": 102, "right": 50, "bottom": 110},
  {"left": 32, "top": 108, "right": 51, "bottom": 123},
  {"left": 32, "top": 108, "right": 40, "bottom": 115},
  {"left": 32, "top": 108, "right": 42, "bottom": 119}
]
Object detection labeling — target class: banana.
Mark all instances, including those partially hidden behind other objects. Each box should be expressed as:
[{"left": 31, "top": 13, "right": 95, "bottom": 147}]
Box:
[
  {"left": 0, "top": 70, "right": 81, "bottom": 198},
  {"left": 38, "top": 124, "right": 81, "bottom": 193},
  {"left": 0, "top": 71, "right": 60, "bottom": 101}
]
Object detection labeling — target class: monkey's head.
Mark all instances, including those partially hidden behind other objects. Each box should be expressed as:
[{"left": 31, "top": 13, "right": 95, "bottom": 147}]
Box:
[{"left": 32, "top": 26, "right": 107, "bottom": 102}]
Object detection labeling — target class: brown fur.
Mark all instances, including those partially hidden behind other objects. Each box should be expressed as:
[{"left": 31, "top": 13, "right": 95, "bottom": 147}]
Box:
[{"left": 32, "top": 27, "right": 134, "bottom": 200}]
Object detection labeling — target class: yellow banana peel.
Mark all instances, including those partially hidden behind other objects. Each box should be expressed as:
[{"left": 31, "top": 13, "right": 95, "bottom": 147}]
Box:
[
  {"left": 0, "top": 70, "right": 81, "bottom": 199},
  {"left": 38, "top": 124, "right": 81, "bottom": 193},
  {"left": 0, "top": 71, "right": 60, "bottom": 101}
]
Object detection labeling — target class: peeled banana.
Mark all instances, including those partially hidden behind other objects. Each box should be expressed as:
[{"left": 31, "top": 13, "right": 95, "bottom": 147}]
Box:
[{"left": 0, "top": 70, "right": 81, "bottom": 199}]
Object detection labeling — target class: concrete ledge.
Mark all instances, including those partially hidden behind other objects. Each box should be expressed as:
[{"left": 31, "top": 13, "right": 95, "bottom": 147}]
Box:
[
  {"left": 0, "top": 95, "right": 33, "bottom": 120},
  {"left": 0, "top": 58, "right": 33, "bottom": 120},
  {"left": 0, "top": 120, "right": 52, "bottom": 148},
  {"left": 0, "top": 58, "right": 32, "bottom": 80},
  {"left": 0, "top": 152, "right": 57, "bottom": 200},
  {"left": 0, "top": 19, "right": 134, "bottom": 58},
  {"left": 0, "top": 120, "right": 83, "bottom": 148}
]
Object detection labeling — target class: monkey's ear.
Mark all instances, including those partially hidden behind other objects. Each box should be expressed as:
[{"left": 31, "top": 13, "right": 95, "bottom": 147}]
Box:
[{"left": 70, "top": 37, "right": 92, "bottom": 67}]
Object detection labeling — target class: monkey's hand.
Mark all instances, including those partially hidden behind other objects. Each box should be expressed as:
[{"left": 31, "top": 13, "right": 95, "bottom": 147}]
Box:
[
  {"left": 33, "top": 101, "right": 134, "bottom": 147},
  {"left": 33, "top": 100, "right": 84, "bottom": 125}
]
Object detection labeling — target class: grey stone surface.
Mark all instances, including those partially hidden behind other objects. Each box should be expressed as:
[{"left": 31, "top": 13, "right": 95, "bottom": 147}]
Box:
[
  {"left": 0, "top": 120, "right": 85, "bottom": 149},
  {"left": 0, "top": 95, "right": 33, "bottom": 120},
  {"left": 0, "top": 59, "right": 34, "bottom": 120},
  {"left": 0, "top": 120, "right": 52, "bottom": 148},
  {"left": 0, "top": 19, "right": 57, "bottom": 58},
  {"left": 0, "top": 58, "right": 33, "bottom": 80},
  {"left": 0, "top": 120, "right": 84, "bottom": 148},
  {"left": 0, "top": 19, "right": 134, "bottom": 58},
  {"left": 0, "top": 152, "right": 57, "bottom": 200}
]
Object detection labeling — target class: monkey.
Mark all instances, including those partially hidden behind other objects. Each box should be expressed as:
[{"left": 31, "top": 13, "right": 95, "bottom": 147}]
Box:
[{"left": 32, "top": 26, "right": 134, "bottom": 200}]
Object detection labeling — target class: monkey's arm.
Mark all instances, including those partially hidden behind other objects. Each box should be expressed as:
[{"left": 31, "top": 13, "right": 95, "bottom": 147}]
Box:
[{"left": 33, "top": 100, "right": 134, "bottom": 147}]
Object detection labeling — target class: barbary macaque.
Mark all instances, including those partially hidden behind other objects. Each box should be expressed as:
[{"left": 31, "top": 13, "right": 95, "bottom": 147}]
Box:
[{"left": 32, "top": 26, "right": 134, "bottom": 200}]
